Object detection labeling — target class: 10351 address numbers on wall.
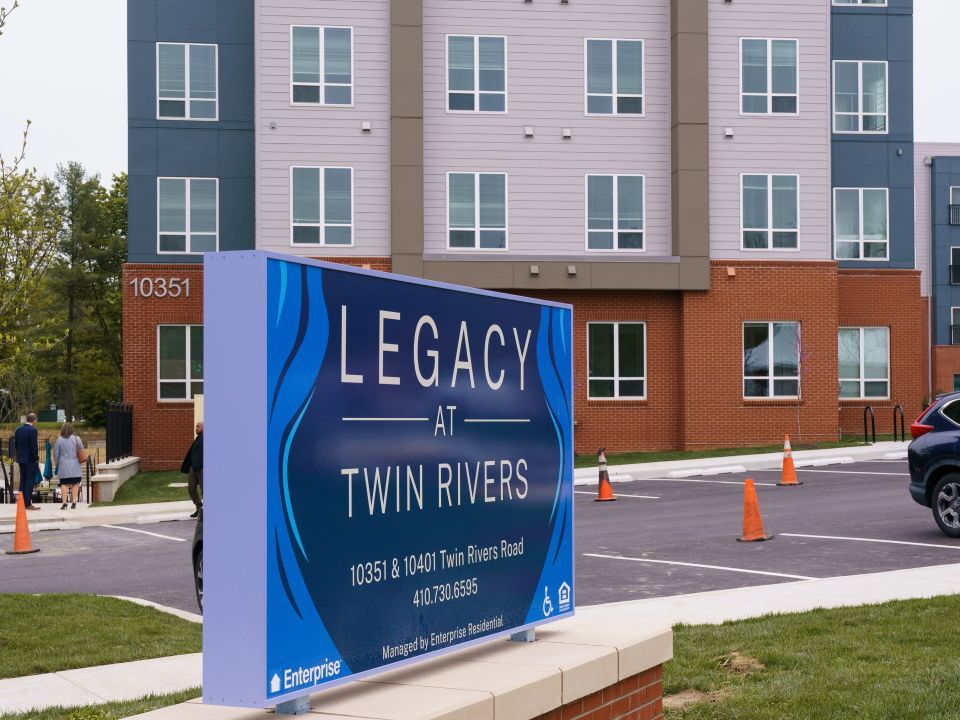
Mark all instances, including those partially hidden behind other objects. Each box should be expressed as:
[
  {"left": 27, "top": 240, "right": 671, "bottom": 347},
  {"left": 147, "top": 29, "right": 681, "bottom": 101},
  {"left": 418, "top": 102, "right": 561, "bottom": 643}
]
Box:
[{"left": 129, "top": 277, "right": 191, "bottom": 298}]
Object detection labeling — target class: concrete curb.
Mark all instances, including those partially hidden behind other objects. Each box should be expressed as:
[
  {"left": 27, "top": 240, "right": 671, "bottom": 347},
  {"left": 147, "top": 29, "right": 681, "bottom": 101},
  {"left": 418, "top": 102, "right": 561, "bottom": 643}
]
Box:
[
  {"left": 573, "top": 441, "right": 909, "bottom": 485},
  {"left": 0, "top": 501, "right": 197, "bottom": 532}
]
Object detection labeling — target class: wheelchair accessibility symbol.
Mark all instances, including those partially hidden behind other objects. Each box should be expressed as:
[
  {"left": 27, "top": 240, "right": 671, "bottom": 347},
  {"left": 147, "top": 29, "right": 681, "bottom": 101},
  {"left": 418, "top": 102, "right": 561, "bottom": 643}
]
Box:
[{"left": 542, "top": 586, "right": 554, "bottom": 617}]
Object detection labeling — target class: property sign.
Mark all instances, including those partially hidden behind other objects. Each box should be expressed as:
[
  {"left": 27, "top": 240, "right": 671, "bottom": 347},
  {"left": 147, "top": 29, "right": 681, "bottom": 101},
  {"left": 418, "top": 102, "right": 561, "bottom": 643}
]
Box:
[{"left": 202, "top": 252, "right": 574, "bottom": 708}]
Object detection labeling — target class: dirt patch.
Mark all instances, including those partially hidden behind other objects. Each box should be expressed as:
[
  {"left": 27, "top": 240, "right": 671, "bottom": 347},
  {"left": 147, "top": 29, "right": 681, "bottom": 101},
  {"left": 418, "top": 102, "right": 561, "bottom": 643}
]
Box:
[
  {"left": 719, "top": 650, "right": 765, "bottom": 675},
  {"left": 663, "top": 689, "right": 726, "bottom": 710}
]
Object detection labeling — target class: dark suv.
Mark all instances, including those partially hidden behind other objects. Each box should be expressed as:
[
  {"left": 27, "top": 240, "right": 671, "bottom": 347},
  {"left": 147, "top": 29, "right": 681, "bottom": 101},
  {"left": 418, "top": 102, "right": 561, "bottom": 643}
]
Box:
[
  {"left": 192, "top": 509, "right": 203, "bottom": 612},
  {"left": 908, "top": 392, "right": 960, "bottom": 538}
]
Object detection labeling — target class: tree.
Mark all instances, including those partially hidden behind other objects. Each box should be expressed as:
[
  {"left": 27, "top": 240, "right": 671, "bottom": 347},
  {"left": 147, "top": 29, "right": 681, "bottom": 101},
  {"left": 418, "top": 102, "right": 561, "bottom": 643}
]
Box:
[
  {"left": 32, "top": 165, "right": 124, "bottom": 424},
  {"left": 0, "top": 1, "right": 20, "bottom": 37}
]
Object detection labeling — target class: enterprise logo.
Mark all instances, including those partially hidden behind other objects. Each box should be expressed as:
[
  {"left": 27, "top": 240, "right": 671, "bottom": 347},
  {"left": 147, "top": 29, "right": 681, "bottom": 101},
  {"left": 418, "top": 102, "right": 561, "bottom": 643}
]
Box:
[{"left": 270, "top": 659, "right": 342, "bottom": 695}]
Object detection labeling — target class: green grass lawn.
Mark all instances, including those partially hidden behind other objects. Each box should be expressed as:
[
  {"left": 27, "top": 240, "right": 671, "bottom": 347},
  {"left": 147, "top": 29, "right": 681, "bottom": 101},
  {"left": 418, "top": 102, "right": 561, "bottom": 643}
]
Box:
[
  {"left": 664, "top": 595, "right": 960, "bottom": 719},
  {"left": 0, "top": 595, "right": 201, "bottom": 679},
  {"left": 0, "top": 688, "right": 200, "bottom": 720},
  {"left": 574, "top": 438, "right": 866, "bottom": 469},
  {"left": 91, "top": 471, "right": 190, "bottom": 507}
]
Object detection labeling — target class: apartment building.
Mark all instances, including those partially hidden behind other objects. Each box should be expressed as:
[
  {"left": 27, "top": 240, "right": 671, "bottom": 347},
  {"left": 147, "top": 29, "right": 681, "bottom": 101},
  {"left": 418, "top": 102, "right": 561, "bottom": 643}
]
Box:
[{"left": 125, "top": 0, "right": 924, "bottom": 470}]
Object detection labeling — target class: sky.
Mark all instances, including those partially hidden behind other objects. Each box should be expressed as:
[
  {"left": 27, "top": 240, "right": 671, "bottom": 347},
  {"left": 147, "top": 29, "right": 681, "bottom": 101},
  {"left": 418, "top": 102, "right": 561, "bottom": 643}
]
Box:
[{"left": 0, "top": 0, "right": 957, "bottom": 180}]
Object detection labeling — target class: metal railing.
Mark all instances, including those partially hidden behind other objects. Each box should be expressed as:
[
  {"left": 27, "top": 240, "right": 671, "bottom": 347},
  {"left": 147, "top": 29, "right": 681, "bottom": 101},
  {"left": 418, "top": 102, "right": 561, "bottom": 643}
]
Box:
[
  {"left": 105, "top": 402, "right": 133, "bottom": 463},
  {"left": 863, "top": 405, "right": 876, "bottom": 445},
  {"left": 893, "top": 404, "right": 905, "bottom": 442},
  {"left": 950, "top": 205, "right": 960, "bottom": 226},
  {"left": 952, "top": 326, "right": 960, "bottom": 346}
]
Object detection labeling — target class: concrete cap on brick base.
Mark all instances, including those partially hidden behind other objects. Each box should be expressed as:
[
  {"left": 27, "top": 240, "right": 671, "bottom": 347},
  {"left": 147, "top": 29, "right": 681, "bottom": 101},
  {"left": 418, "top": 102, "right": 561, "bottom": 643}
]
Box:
[{"left": 126, "top": 614, "right": 671, "bottom": 720}]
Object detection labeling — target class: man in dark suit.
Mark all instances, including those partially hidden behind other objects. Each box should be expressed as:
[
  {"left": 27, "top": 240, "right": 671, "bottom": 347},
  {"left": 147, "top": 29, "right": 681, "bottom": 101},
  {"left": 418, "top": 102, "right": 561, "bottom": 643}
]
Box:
[
  {"left": 14, "top": 413, "right": 40, "bottom": 510},
  {"left": 181, "top": 421, "right": 203, "bottom": 518}
]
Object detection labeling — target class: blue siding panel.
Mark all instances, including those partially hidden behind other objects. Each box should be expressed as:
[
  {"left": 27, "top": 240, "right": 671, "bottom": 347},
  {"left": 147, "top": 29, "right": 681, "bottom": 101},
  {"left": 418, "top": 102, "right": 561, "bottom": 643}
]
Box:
[
  {"left": 930, "top": 158, "right": 960, "bottom": 345},
  {"left": 127, "top": 0, "right": 254, "bottom": 263},
  {"left": 832, "top": 1, "right": 914, "bottom": 271}
]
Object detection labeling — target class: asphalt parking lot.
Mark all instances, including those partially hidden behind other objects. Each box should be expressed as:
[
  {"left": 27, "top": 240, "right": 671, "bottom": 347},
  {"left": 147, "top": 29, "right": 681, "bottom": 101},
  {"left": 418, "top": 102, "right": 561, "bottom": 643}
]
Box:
[
  {"left": 3, "top": 458, "right": 958, "bottom": 613},
  {"left": 575, "top": 458, "right": 960, "bottom": 605}
]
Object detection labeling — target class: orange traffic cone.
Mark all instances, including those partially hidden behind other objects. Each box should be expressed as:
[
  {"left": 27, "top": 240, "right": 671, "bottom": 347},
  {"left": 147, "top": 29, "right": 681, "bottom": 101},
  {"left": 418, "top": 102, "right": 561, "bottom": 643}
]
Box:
[
  {"left": 595, "top": 448, "right": 616, "bottom": 502},
  {"left": 777, "top": 435, "right": 803, "bottom": 487},
  {"left": 6, "top": 493, "right": 40, "bottom": 555},
  {"left": 737, "top": 479, "right": 772, "bottom": 542}
]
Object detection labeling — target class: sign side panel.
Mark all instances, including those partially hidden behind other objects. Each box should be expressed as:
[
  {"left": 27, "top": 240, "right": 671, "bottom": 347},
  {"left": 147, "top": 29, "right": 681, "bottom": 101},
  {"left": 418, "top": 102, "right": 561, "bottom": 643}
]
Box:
[{"left": 203, "top": 252, "right": 268, "bottom": 707}]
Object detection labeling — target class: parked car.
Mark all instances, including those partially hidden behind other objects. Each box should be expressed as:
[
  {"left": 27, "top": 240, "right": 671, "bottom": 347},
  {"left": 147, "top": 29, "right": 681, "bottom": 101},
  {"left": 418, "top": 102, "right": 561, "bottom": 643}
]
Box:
[
  {"left": 192, "top": 509, "right": 203, "bottom": 612},
  {"left": 908, "top": 392, "right": 960, "bottom": 538}
]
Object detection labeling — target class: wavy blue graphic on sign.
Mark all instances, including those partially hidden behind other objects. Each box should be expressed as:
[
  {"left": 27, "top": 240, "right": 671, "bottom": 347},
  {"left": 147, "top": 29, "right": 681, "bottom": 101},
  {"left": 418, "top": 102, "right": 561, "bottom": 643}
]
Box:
[
  {"left": 266, "top": 261, "right": 350, "bottom": 698},
  {"left": 524, "top": 306, "right": 574, "bottom": 623}
]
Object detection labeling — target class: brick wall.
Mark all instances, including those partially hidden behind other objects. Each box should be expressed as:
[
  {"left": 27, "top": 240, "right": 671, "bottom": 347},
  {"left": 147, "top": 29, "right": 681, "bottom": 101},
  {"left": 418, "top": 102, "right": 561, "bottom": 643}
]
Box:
[
  {"left": 932, "top": 346, "right": 960, "bottom": 397},
  {"left": 681, "top": 262, "right": 841, "bottom": 449},
  {"left": 525, "top": 291, "right": 683, "bottom": 455},
  {"left": 123, "top": 264, "right": 205, "bottom": 471},
  {"left": 837, "top": 270, "right": 929, "bottom": 435},
  {"left": 123, "top": 257, "right": 391, "bottom": 470},
  {"left": 532, "top": 666, "right": 663, "bottom": 720}
]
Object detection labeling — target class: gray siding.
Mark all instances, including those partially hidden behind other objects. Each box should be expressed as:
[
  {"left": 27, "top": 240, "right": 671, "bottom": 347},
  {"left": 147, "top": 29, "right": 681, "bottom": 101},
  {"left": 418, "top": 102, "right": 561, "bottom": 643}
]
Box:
[
  {"left": 256, "top": 0, "right": 391, "bottom": 257},
  {"left": 708, "top": 0, "right": 832, "bottom": 260},
  {"left": 422, "top": 0, "right": 672, "bottom": 258},
  {"left": 915, "top": 143, "right": 960, "bottom": 298}
]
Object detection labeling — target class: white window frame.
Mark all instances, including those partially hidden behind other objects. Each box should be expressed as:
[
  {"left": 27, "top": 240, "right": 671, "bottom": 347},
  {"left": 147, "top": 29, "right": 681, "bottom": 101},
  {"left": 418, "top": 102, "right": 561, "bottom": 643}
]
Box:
[
  {"left": 157, "top": 324, "right": 203, "bottom": 403},
  {"left": 156, "top": 42, "right": 219, "bottom": 121},
  {"left": 289, "top": 25, "right": 355, "bottom": 107},
  {"left": 743, "top": 321, "right": 801, "bottom": 400},
  {"left": 445, "top": 172, "right": 509, "bottom": 252},
  {"left": 739, "top": 38, "right": 800, "bottom": 116},
  {"left": 584, "top": 174, "right": 646, "bottom": 253},
  {"left": 445, "top": 34, "right": 508, "bottom": 114},
  {"left": 838, "top": 327, "right": 890, "bottom": 400},
  {"left": 289, "top": 166, "right": 355, "bottom": 247},
  {"left": 584, "top": 38, "right": 645, "bottom": 117},
  {"left": 832, "top": 60, "right": 889, "bottom": 135},
  {"left": 740, "top": 174, "right": 800, "bottom": 251},
  {"left": 950, "top": 187, "right": 960, "bottom": 206},
  {"left": 832, "top": 0, "right": 888, "bottom": 6},
  {"left": 586, "top": 321, "right": 647, "bottom": 400},
  {"left": 156, "top": 177, "right": 219, "bottom": 255},
  {"left": 833, "top": 187, "right": 889, "bottom": 261}
]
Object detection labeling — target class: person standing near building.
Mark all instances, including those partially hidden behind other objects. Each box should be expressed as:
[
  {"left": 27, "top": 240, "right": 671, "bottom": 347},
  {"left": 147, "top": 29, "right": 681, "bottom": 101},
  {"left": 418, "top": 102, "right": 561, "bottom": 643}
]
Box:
[
  {"left": 54, "top": 422, "right": 86, "bottom": 509},
  {"left": 14, "top": 413, "right": 40, "bottom": 511},
  {"left": 181, "top": 421, "right": 203, "bottom": 518}
]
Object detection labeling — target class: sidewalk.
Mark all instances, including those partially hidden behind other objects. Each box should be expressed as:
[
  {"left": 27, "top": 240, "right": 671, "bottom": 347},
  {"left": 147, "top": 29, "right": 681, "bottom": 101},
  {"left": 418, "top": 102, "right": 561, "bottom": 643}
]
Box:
[
  {"left": 2, "top": 560, "right": 955, "bottom": 716},
  {"left": 573, "top": 440, "right": 909, "bottom": 485},
  {"left": 0, "top": 500, "right": 195, "bottom": 533}
]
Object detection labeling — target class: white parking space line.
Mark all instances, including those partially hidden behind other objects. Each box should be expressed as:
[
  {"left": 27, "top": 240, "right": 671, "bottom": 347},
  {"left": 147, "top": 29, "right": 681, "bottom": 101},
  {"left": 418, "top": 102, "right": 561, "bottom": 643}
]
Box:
[
  {"left": 626, "top": 477, "right": 777, "bottom": 487},
  {"left": 583, "top": 553, "right": 817, "bottom": 580},
  {"left": 794, "top": 469, "right": 909, "bottom": 477},
  {"left": 780, "top": 533, "right": 960, "bottom": 550},
  {"left": 574, "top": 491, "right": 660, "bottom": 499},
  {"left": 101, "top": 524, "right": 188, "bottom": 542}
]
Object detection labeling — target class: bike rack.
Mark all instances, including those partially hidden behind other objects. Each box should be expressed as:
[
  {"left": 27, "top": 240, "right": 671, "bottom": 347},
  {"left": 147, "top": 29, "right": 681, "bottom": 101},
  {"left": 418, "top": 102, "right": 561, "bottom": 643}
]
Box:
[
  {"left": 893, "top": 404, "right": 905, "bottom": 442},
  {"left": 863, "top": 405, "right": 876, "bottom": 445}
]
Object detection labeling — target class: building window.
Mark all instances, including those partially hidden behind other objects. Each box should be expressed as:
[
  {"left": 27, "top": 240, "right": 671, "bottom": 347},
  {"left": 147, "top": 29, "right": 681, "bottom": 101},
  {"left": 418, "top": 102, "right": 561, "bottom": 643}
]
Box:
[
  {"left": 950, "top": 247, "right": 960, "bottom": 286},
  {"left": 742, "top": 174, "right": 798, "bottom": 249},
  {"left": 953, "top": 374, "right": 960, "bottom": 392},
  {"left": 158, "top": 325, "right": 203, "bottom": 401},
  {"left": 744, "top": 322, "right": 800, "bottom": 398},
  {"left": 834, "top": 188, "right": 888, "bottom": 260},
  {"left": 157, "top": 178, "right": 218, "bottom": 254},
  {"left": 952, "top": 308, "right": 960, "bottom": 346},
  {"left": 588, "top": 322, "right": 646, "bottom": 399},
  {"left": 833, "top": 60, "right": 887, "bottom": 133},
  {"left": 291, "top": 167, "right": 353, "bottom": 246},
  {"left": 447, "top": 35, "right": 506, "bottom": 112},
  {"left": 586, "top": 175, "right": 644, "bottom": 251},
  {"left": 291, "top": 26, "right": 353, "bottom": 105},
  {"left": 586, "top": 39, "right": 644, "bottom": 115},
  {"left": 447, "top": 173, "right": 507, "bottom": 250},
  {"left": 741, "top": 39, "right": 798, "bottom": 114},
  {"left": 949, "top": 187, "right": 960, "bottom": 226},
  {"left": 832, "top": 0, "right": 887, "bottom": 6},
  {"left": 839, "top": 327, "right": 889, "bottom": 399},
  {"left": 157, "top": 43, "right": 217, "bottom": 120}
]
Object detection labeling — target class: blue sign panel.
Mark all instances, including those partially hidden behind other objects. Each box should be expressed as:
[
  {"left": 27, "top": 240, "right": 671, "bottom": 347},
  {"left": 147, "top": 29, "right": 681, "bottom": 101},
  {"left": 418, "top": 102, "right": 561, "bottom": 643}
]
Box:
[{"left": 203, "top": 252, "right": 574, "bottom": 708}]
